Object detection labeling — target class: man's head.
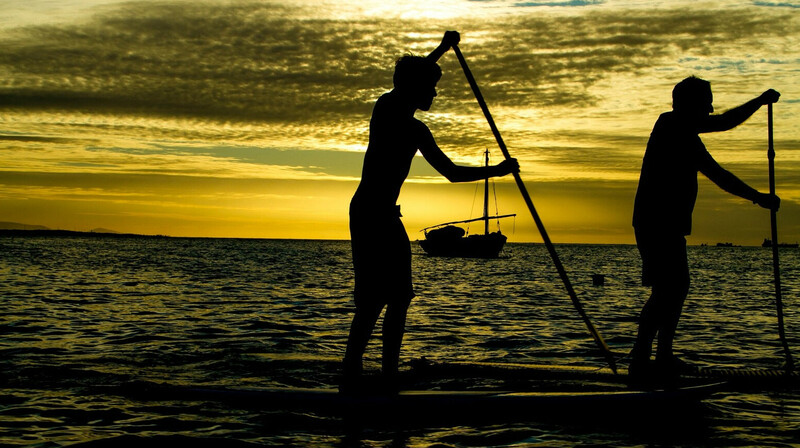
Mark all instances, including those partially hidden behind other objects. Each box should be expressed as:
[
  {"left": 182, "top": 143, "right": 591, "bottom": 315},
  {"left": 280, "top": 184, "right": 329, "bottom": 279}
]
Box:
[
  {"left": 672, "top": 76, "right": 714, "bottom": 117},
  {"left": 393, "top": 55, "right": 442, "bottom": 111}
]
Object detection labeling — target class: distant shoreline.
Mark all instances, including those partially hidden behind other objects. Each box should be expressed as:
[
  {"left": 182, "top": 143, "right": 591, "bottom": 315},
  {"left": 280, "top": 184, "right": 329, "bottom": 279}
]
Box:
[
  {"left": 0, "top": 230, "right": 777, "bottom": 247},
  {"left": 0, "top": 229, "right": 167, "bottom": 238}
]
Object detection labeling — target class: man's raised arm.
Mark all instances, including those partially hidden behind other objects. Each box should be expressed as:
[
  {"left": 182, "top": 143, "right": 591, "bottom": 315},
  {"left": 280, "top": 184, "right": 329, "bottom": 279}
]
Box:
[
  {"left": 700, "top": 89, "right": 780, "bottom": 133},
  {"left": 426, "top": 31, "right": 460, "bottom": 63}
]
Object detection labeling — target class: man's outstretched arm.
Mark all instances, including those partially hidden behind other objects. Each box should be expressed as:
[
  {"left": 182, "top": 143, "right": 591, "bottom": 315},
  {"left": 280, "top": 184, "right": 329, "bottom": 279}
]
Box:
[
  {"left": 426, "top": 31, "right": 460, "bottom": 63},
  {"left": 700, "top": 154, "right": 780, "bottom": 210},
  {"left": 699, "top": 89, "right": 780, "bottom": 133},
  {"left": 416, "top": 123, "right": 518, "bottom": 182}
]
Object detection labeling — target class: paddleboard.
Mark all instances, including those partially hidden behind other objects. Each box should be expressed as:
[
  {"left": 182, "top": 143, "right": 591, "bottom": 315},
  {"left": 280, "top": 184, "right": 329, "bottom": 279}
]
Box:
[
  {"left": 414, "top": 360, "right": 799, "bottom": 388},
  {"left": 111, "top": 380, "right": 723, "bottom": 418},
  {"left": 412, "top": 360, "right": 622, "bottom": 380}
]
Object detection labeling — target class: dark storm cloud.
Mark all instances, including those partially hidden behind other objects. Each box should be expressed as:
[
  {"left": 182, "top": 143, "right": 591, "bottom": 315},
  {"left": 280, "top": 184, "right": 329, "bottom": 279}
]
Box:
[{"left": 0, "top": 2, "right": 795, "bottom": 130}]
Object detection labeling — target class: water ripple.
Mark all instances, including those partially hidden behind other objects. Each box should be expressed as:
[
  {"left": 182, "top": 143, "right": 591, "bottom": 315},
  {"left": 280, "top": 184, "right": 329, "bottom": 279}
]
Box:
[{"left": 1, "top": 237, "right": 798, "bottom": 447}]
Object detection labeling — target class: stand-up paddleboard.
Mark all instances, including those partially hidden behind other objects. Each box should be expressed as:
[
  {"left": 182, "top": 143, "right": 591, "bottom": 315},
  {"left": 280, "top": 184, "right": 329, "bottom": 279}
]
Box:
[
  {"left": 414, "top": 360, "right": 799, "bottom": 388},
  {"left": 673, "top": 364, "right": 799, "bottom": 388},
  {"left": 108, "top": 379, "right": 723, "bottom": 419},
  {"left": 411, "top": 359, "right": 622, "bottom": 381}
]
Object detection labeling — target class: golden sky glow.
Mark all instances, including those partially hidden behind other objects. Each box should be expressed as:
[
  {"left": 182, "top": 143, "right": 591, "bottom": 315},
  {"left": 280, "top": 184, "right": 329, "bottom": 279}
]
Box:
[{"left": 1, "top": 0, "right": 799, "bottom": 244}]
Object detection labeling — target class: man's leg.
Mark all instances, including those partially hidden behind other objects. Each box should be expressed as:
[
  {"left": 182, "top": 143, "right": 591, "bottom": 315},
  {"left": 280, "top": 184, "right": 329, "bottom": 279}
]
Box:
[
  {"left": 654, "top": 237, "right": 690, "bottom": 368},
  {"left": 631, "top": 230, "right": 659, "bottom": 374},
  {"left": 631, "top": 233, "right": 690, "bottom": 375},
  {"left": 654, "top": 283, "right": 688, "bottom": 366},
  {"left": 632, "top": 283, "right": 689, "bottom": 372},
  {"left": 342, "top": 304, "right": 383, "bottom": 379},
  {"left": 632, "top": 290, "right": 660, "bottom": 365},
  {"left": 380, "top": 213, "right": 413, "bottom": 380},
  {"left": 381, "top": 302, "right": 409, "bottom": 378}
]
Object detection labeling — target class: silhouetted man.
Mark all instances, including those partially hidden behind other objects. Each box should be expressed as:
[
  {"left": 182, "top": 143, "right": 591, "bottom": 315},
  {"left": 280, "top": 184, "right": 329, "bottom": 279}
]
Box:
[
  {"left": 342, "top": 31, "right": 518, "bottom": 392},
  {"left": 631, "top": 76, "right": 780, "bottom": 378}
]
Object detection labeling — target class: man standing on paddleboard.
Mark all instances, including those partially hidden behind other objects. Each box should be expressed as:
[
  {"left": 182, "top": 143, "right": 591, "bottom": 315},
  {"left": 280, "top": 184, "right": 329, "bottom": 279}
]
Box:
[
  {"left": 342, "top": 31, "right": 518, "bottom": 393},
  {"left": 631, "top": 76, "right": 780, "bottom": 379}
]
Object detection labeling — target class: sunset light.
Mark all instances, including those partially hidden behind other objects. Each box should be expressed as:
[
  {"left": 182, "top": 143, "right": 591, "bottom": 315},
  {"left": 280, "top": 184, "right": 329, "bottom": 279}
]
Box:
[{"left": 2, "top": 0, "right": 799, "bottom": 245}]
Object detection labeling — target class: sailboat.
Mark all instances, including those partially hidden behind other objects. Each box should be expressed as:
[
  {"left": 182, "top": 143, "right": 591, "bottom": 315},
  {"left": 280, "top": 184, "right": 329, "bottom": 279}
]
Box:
[{"left": 419, "top": 149, "right": 515, "bottom": 258}]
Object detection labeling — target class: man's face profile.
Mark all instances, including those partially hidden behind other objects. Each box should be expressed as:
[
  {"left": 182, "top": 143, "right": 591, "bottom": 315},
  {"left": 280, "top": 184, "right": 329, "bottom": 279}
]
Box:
[
  {"left": 693, "top": 87, "right": 714, "bottom": 118},
  {"left": 414, "top": 82, "right": 438, "bottom": 111}
]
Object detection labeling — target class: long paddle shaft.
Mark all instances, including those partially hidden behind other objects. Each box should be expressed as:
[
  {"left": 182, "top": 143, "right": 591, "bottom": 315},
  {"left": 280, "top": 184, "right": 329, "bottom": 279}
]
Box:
[
  {"left": 452, "top": 45, "right": 617, "bottom": 374},
  {"left": 767, "top": 103, "right": 794, "bottom": 370}
]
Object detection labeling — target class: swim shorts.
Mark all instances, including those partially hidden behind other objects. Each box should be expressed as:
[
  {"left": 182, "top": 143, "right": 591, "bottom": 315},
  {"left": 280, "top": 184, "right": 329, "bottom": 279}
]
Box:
[
  {"left": 349, "top": 204, "right": 415, "bottom": 310},
  {"left": 634, "top": 229, "right": 690, "bottom": 290}
]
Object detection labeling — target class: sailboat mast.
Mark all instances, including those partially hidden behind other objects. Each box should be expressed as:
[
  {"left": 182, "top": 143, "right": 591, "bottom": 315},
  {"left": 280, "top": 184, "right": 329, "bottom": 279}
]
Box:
[{"left": 483, "top": 149, "right": 489, "bottom": 235}]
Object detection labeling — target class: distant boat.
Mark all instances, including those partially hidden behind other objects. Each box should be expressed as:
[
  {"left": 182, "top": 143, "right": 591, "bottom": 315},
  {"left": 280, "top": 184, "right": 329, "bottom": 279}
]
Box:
[
  {"left": 419, "top": 150, "right": 515, "bottom": 258},
  {"left": 762, "top": 238, "right": 799, "bottom": 248}
]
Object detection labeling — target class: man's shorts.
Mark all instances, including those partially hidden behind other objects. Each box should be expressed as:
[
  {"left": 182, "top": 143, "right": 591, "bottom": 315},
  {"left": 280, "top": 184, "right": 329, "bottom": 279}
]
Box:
[
  {"left": 635, "top": 229, "right": 690, "bottom": 290},
  {"left": 350, "top": 205, "right": 415, "bottom": 310}
]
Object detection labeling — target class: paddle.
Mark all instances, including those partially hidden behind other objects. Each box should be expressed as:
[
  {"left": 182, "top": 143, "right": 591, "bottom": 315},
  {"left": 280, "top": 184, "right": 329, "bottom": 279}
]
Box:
[
  {"left": 451, "top": 45, "right": 618, "bottom": 374},
  {"left": 767, "top": 103, "right": 794, "bottom": 371}
]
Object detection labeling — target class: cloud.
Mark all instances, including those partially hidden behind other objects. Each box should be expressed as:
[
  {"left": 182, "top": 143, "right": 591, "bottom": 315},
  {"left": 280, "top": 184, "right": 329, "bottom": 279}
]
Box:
[
  {"left": 1, "top": 1, "right": 798, "bottom": 183},
  {"left": 1, "top": 1, "right": 798, "bottom": 242},
  {"left": 0, "top": 2, "right": 387, "bottom": 122},
  {"left": 0, "top": 134, "right": 94, "bottom": 145},
  {"left": 513, "top": 0, "right": 604, "bottom": 6},
  {"left": 753, "top": 1, "right": 800, "bottom": 8},
  {"left": 1, "top": 3, "right": 796, "bottom": 126}
]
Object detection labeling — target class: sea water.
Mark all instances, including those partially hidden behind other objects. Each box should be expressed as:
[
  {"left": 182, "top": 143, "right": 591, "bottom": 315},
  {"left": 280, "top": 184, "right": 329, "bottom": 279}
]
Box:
[{"left": 1, "top": 236, "right": 798, "bottom": 447}]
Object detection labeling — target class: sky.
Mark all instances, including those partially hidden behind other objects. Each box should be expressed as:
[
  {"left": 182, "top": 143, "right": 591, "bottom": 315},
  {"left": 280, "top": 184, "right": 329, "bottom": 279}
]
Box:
[{"left": 1, "top": 0, "right": 799, "bottom": 244}]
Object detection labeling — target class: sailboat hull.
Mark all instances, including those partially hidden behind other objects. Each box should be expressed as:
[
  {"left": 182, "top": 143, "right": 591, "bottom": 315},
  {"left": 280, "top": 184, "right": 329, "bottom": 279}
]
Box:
[
  {"left": 420, "top": 150, "right": 512, "bottom": 259},
  {"left": 420, "top": 230, "right": 507, "bottom": 258}
]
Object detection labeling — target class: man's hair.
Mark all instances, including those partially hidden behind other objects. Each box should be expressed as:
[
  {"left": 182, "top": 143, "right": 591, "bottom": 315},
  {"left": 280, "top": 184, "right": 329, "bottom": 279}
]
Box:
[
  {"left": 672, "top": 76, "right": 711, "bottom": 111},
  {"left": 393, "top": 55, "right": 442, "bottom": 91}
]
